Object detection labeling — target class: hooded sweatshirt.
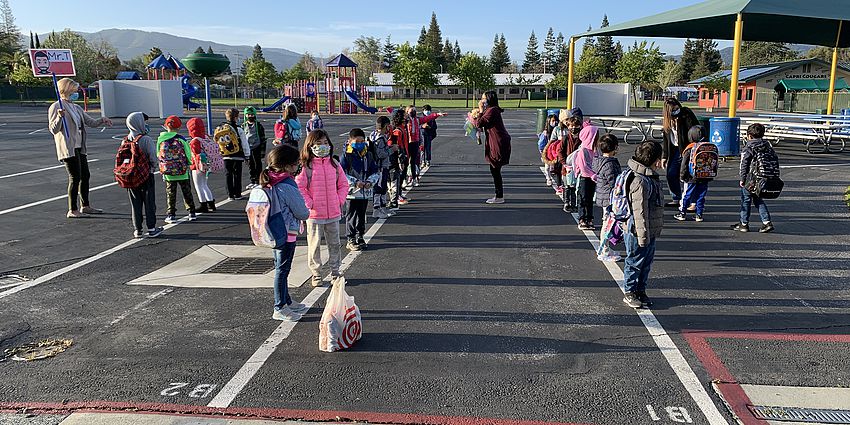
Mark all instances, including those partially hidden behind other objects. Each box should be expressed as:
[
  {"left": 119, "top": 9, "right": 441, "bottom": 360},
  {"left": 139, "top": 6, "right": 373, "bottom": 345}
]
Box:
[
  {"left": 243, "top": 119, "right": 267, "bottom": 150},
  {"left": 157, "top": 130, "right": 193, "bottom": 182},
  {"left": 341, "top": 143, "right": 380, "bottom": 200},
  {"left": 187, "top": 118, "right": 209, "bottom": 171},
  {"left": 126, "top": 112, "right": 158, "bottom": 171},
  {"left": 593, "top": 155, "right": 622, "bottom": 207},
  {"left": 574, "top": 126, "right": 599, "bottom": 180},
  {"left": 628, "top": 158, "right": 664, "bottom": 247}
]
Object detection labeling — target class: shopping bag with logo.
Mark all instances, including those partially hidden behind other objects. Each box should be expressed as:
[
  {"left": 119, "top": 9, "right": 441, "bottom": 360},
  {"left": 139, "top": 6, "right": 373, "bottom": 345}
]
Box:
[{"left": 318, "top": 277, "right": 362, "bottom": 352}]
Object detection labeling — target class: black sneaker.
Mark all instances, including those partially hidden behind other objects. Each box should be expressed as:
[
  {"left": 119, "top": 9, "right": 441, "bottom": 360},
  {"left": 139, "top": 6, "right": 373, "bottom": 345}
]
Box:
[
  {"left": 147, "top": 227, "right": 164, "bottom": 238},
  {"left": 673, "top": 213, "right": 687, "bottom": 221},
  {"left": 357, "top": 237, "right": 368, "bottom": 250},
  {"left": 623, "top": 292, "right": 643, "bottom": 308},
  {"left": 730, "top": 223, "right": 749, "bottom": 232},
  {"left": 637, "top": 291, "right": 653, "bottom": 307},
  {"left": 760, "top": 222, "right": 775, "bottom": 233}
]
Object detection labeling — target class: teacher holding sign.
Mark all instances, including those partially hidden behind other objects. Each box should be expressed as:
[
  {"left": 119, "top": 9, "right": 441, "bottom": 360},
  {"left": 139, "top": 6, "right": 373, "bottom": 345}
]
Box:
[{"left": 48, "top": 78, "right": 113, "bottom": 218}]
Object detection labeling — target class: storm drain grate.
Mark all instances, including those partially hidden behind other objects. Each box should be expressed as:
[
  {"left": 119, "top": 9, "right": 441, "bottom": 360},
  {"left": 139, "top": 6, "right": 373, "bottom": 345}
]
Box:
[
  {"left": 203, "top": 258, "right": 275, "bottom": 275},
  {"left": 751, "top": 405, "right": 850, "bottom": 424}
]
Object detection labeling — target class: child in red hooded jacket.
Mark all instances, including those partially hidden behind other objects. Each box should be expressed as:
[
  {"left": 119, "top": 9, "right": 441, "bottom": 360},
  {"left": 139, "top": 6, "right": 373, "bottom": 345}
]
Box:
[{"left": 187, "top": 117, "right": 216, "bottom": 213}]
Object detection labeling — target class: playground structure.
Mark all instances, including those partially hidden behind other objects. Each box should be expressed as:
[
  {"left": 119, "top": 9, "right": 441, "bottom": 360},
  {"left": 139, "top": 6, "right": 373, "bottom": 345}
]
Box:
[
  {"left": 261, "top": 79, "right": 319, "bottom": 114},
  {"left": 325, "top": 54, "right": 376, "bottom": 114},
  {"left": 146, "top": 54, "right": 199, "bottom": 110}
]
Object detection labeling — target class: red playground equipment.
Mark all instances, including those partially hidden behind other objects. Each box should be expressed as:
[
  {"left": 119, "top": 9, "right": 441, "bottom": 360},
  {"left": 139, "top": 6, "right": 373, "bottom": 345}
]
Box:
[
  {"left": 325, "top": 54, "right": 376, "bottom": 114},
  {"left": 285, "top": 79, "right": 318, "bottom": 113}
]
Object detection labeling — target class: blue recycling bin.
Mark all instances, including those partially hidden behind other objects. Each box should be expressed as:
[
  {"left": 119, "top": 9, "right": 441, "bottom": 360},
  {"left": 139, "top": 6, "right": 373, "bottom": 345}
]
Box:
[
  {"left": 547, "top": 108, "right": 561, "bottom": 118},
  {"left": 709, "top": 117, "right": 741, "bottom": 157},
  {"left": 842, "top": 108, "right": 850, "bottom": 116}
]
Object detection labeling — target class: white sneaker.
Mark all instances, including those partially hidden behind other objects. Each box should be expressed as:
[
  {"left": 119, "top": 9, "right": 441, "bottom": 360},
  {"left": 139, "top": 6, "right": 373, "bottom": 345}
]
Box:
[
  {"left": 414, "top": 179, "right": 421, "bottom": 187},
  {"left": 372, "top": 209, "right": 390, "bottom": 219},
  {"left": 287, "top": 302, "right": 309, "bottom": 313},
  {"left": 246, "top": 183, "right": 257, "bottom": 190},
  {"left": 272, "top": 307, "right": 302, "bottom": 321},
  {"left": 384, "top": 207, "right": 397, "bottom": 216},
  {"left": 485, "top": 197, "right": 505, "bottom": 204}
]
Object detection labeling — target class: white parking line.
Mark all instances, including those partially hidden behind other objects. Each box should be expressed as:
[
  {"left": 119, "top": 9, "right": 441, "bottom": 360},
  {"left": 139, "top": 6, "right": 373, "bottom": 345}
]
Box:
[
  {"left": 27, "top": 128, "right": 47, "bottom": 135},
  {"left": 0, "top": 181, "right": 118, "bottom": 216},
  {"left": 0, "top": 195, "right": 240, "bottom": 300},
  {"left": 207, "top": 167, "right": 428, "bottom": 409},
  {"left": 537, "top": 168, "right": 726, "bottom": 424},
  {"left": 0, "top": 159, "right": 101, "bottom": 180},
  {"left": 107, "top": 288, "right": 174, "bottom": 327},
  {"left": 780, "top": 163, "right": 850, "bottom": 169}
]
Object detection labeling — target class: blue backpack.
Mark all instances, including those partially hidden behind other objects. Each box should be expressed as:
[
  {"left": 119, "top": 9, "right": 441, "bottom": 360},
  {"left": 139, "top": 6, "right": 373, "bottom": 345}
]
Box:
[
  {"left": 245, "top": 180, "right": 297, "bottom": 249},
  {"left": 609, "top": 170, "right": 637, "bottom": 222}
]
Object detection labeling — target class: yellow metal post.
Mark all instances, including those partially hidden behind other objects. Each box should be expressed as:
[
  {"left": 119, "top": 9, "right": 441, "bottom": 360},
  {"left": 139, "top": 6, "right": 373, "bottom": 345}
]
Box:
[
  {"left": 827, "top": 21, "right": 843, "bottom": 115},
  {"left": 728, "top": 13, "right": 744, "bottom": 118},
  {"left": 567, "top": 37, "right": 576, "bottom": 109}
]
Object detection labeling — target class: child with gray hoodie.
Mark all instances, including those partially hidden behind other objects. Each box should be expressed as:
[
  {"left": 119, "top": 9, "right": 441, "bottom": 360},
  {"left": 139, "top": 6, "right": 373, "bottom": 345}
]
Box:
[{"left": 124, "top": 112, "right": 163, "bottom": 238}]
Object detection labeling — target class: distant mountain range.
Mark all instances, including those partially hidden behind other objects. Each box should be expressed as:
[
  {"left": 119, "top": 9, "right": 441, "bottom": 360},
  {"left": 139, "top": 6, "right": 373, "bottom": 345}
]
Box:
[
  {"left": 667, "top": 44, "right": 814, "bottom": 66},
  {"left": 43, "top": 29, "right": 303, "bottom": 71}
]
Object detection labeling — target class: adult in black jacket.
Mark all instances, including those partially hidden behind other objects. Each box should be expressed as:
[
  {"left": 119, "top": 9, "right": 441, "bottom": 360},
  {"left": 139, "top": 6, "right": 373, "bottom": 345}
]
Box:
[{"left": 660, "top": 98, "right": 699, "bottom": 207}]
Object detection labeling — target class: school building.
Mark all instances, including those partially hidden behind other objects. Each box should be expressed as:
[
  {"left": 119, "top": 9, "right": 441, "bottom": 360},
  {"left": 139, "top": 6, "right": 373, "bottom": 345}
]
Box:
[
  {"left": 371, "top": 73, "right": 555, "bottom": 100},
  {"left": 687, "top": 58, "right": 850, "bottom": 113}
]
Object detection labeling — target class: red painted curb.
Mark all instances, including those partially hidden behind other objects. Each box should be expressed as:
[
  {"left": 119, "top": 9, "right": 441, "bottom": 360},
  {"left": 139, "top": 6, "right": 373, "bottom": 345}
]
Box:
[
  {"left": 0, "top": 401, "right": 592, "bottom": 425},
  {"left": 681, "top": 330, "right": 850, "bottom": 425}
]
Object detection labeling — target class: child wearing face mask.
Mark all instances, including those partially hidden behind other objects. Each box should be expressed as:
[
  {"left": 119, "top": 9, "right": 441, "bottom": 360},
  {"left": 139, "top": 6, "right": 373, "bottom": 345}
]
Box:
[
  {"left": 341, "top": 128, "right": 380, "bottom": 251},
  {"left": 123, "top": 112, "right": 163, "bottom": 238},
  {"left": 559, "top": 116, "right": 584, "bottom": 212},
  {"left": 404, "top": 105, "right": 445, "bottom": 188},
  {"left": 306, "top": 110, "right": 324, "bottom": 132},
  {"left": 295, "top": 129, "right": 350, "bottom": 287},
  {"left": 243, "top": 106, "right": 268, "bottom": 189},
  {"left": 260, "top": 144, "right": 311, "bottom": 321}
]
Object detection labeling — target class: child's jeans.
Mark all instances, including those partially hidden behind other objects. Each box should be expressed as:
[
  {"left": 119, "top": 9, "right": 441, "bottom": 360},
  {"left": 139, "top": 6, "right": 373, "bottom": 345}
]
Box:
[
  {"left": 624, "top": 233, "right": 657, "bottom": 294},
  {"left": 165, "top": 178, "right": 196, "bottom": 215},
  {"left": 563, "top": 185, "right": 577, "bottom": 209},
  {"left": 577, "top": 177, "right": 596, "bottom": 222},
  {"left": 740, "top": 188, "right": 771, "bottom": 225},
  {"left": 680, "top": 181, "right": 709, "bottom": 215},
  {"left": 272, "top": 241, "right": 296, "bottom": 311},
  {"left": 346, "top": 199, "right": 368, "bottom": 240}
]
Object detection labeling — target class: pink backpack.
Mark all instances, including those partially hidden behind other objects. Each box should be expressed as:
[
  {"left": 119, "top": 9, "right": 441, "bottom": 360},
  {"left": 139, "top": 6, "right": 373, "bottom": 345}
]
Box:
[{"left": 194, "top": 136, "right": 224, "bottom": 173}]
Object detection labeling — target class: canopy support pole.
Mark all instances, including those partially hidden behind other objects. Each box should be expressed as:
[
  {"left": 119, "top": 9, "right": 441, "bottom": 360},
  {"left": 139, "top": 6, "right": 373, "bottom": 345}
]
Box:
[
  {"left": 728, "top": 13, "right": 744, "bottom": 118},
  {"left": 567, "top": 37, "right": 576, "bottom": 109},
  {"left": 827, "top": 20, "right": 843, "bottom": 115}
]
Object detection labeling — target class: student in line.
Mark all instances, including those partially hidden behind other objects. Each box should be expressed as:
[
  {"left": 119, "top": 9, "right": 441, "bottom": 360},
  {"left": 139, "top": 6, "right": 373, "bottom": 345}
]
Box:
[
  {"left": 660, "top": 97, "right": 699, "bottom": 208},
  {"left": 158, "top": 116, "right": 196, "bottom": 223},
  {"left": 574, "top": 125, "right": 600, "bottom": 230},
  {"left": 274, "top": 104, "right": 302, "bottom": 148},
  {"left": 341, "top": 128, "right": 380, "bottom": 251},
  {"left": 48, "top": 77, "right": 113, "bottom": 218},
  {"left": 123, "top": 112, "right": 163, "bottom": 238},
  {"left": 217, "top": 108, "right": 251, "bottom": 200},
  {"left": 243, "top": 106, "right": 268, "bottom": 189},
  {"left": 732, "top": 123, "right": 778, "bottom": 233},
  {"left": 369, "top": 115, "right": 394, "bottom": 219},
  {"left": 593, "top": 134, "right": 622, "bottom": 262},
  {"left": 296, "top": 129, "right": 350, "bottom": 287},
  {"left": 421, "top": 104, "right": 439, "bottom": 167},
  {"left": 187, "top": 117, "right": 218, "bottom": 213},
  {"left": 306, "top": 110, "right": 324, "bottom": 133},
  {"left": 261, "top": 144, "right": 311, "bottom": 322}
]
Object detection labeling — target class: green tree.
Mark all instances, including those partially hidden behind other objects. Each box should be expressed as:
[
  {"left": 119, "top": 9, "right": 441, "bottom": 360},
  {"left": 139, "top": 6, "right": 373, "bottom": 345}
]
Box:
[
  {"left": 522, "top": 31, "right": 541, "bottom": 73},
  {"left": 678, "top": 39, "right": 699, "bottom": 81},
  {"left": 423, "top": 12, "right": 445, "bottom": 70},
  {"left": 542, "top": 28, "right": 556, "bottom": 70},
  {"left": 807, "top": 46, "right": 850, "bottom": 63},
  {"left": 251, "top": 44, "right": 265, "bottom": 61},
  {"left": 448, "top": 52, "right": 495, "bottom": 108},
  {"left": 443, "top": 38, "right": 456, "bottom": 69},
  {"left": 297, "top": 51, "right": 319, "bottom": 75},
  {"left": 656, "top": 60, "right": 682, "bottom": 94},
  {"left": 42, "top": 30, "right": 120, "bottom": 83},
  {"left": 244, "top": 58, "right": 278, "bottom": 105},
  {"left": 8, "top": 50, "right": 48, "bottom": 88},
  {"left": 489, "top": 33, "right": 510, "bottom": 73},
  {"left": 124, "top": 54, "right": 148, "bottom": 73},
  {"left": 575, "top": 46, "right": 606, "bottom": 83},
  {"left": 616, "top": 41, "right": 665, "bottom": 106},
  {"left": 702, "top": 75, "right": 731, "bottom": 108},
  {"left": 596, "top": 15, "right": 622, "bottom": 79},
  {"left": 545, "top": 73, "right": 569, "bottom": 100},
  {"left": 280, "top": 62, "right": 310, "bottom": 84},
  {"left": 145, "top": 46, "right": 163, "bottom": 64},
  {"left": 740, "top": 41, "right": 797, "bottom": 66},
  {"left": 352, "top": 35, "right": 382, "bottom": 86},
  {"left": 416, "top": 27, "right": 427, "bottom": 48},
  {"left": 505, "top": 74, "right": 542, "bottom": 107},
  {"left": 194, "top": 46, "right": 204, "bottom": 54},
  {"left": 554, "top": 32, "right": 568, "bottom": 73},
  {"left": 206, "top": 46, "right": 214, "bottom": 54},
  {"left": 381, "top": 35, "right": 397, "bottom": 71},
  {"left": 392, "top": 42, "right": 438, "bottom": 106}
]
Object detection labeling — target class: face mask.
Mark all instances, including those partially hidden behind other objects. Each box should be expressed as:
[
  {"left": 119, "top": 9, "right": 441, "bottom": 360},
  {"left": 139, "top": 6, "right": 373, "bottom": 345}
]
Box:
[
  {"left": 144, "top": 124, "right": 150, "bottom": 134},
  {"left": 672, "top": 108, "right": 681, "bottom": 117},
  {"left": 69, "top": 92, "right": 80, "bottom": 101},
  {"left": 247, "top": 116, "right": 256, "bottom": 122},
  {"left": 482, "top": 100, "right": 489, "bottom": 108},
  {"left": 311, "top": 144, "right": 331, "bottom": 157},
  {"left": 569, "top": 127, "right": 581, "bottom": 135},
  {"left": 351, "top": 142, "right": 367, "bottom": 151},
  {"left": 409, "top": 111, "right": 417, "bottom": 118}
]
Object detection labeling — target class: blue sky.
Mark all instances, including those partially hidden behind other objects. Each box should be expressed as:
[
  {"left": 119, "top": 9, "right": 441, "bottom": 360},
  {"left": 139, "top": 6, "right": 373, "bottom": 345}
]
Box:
[{"left": 13, "top": 0, "right": 730, "bottom": 61}]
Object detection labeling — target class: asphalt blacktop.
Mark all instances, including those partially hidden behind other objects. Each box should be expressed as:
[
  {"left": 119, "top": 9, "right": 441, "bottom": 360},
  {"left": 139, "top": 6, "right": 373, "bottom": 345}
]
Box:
[{"left": 0, "top": 104, "right": 849, "bottom": 425}]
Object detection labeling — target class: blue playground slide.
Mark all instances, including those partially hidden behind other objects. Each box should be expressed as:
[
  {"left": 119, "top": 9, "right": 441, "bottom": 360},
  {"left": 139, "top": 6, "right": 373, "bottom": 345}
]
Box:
[
  {"left": 182, "top": 81, "right": 201, "bottom": 109},
  {"left": 343, "top": 90, "right": 377, "bottom": 114},
  {"left": 261, "top": 96, "right": 291, "bottom": 113}
]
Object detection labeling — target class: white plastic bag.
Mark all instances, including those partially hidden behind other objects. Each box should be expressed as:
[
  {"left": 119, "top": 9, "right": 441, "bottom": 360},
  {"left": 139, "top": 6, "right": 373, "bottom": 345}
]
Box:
[{"left": 318, "top": 277, "right": 362, "bottom": 352}]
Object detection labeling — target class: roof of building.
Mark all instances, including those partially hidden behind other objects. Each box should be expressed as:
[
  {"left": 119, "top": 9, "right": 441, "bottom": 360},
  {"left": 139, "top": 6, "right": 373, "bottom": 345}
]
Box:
[
  {"left": 116, "top": 71, "right": 142, "bottom": 80},
  {"left": 146, "top": 54, "right": 174, "bottom": 70},
  {"left": 666, "top": 86, "right": 698, "bottom": 92},
  {"left": 373, "top": 73, "right": 555, "bottom": 87},
  {"left": 687, "top": 58, "right": 850, "bottom": 85},
  {"left": 776, "top": 78, "right": 849, "bottom": 91},
  {"left": 326, "top": 54, "right": 358, "bottom": 68}
]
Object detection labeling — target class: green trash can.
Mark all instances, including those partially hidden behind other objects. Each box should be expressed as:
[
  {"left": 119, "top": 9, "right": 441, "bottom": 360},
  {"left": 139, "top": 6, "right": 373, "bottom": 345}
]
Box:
[
  {"left": 696, "top": 115, "right": 711, "bottom": 133},
  {"left": 536, "top": 109, "right": 546, "bottom": 134}
]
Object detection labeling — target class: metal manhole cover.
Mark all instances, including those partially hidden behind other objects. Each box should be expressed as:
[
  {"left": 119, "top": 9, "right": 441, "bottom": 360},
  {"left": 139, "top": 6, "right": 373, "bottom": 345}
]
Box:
[
  {"left": 203, "top": 258, "right": 275, "bottom": 275},
  {"left": 751, "top": 405, "right": 850, "bottom": 424}
]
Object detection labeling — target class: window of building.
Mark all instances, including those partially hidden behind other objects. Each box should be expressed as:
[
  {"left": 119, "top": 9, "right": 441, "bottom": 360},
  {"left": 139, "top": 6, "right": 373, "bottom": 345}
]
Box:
[
  {"left": 436, "top": 89, "right": 443, "bottom": 94},
  {"left": 509, "top": 88, "right": 520, "bottom": 94},
  {"left": 701, "top": 90, "right": 707, "bottom": 100},
  {"left": 737, "top": 89, "right": 743, "bottom": 100},
  {"left": 498, "top": 88, "right": 505, "bottom": 95},
  {"left": 802, "top": 63, "right": 813, "bottom": 73},
  {"left": 708, "top": 91, "right": 714, "bottom": 100},
  {"left": 746, "top": 88, "right": 754, "bottom": 101},
  {"left": 405, "top": 89, "right": 410, "bottom": 96},
  {"left": 448, "top": 88, "right": 458, "bottom": 95}
]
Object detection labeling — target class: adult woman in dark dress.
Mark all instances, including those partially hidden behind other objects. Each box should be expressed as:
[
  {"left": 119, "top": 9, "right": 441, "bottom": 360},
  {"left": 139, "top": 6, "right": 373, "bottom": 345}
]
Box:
[{"left": 471, "top": 91, "right": 512, "bottom": 204}]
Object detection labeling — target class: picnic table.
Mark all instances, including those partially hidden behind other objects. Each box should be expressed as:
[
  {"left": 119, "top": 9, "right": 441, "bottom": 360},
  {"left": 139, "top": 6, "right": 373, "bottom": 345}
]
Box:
[
  {"left": 751, "top": 120, "right": 848, "bottom": 153},
  {"left": 589, "top": 116, "right": 656, "bottom": 144}
]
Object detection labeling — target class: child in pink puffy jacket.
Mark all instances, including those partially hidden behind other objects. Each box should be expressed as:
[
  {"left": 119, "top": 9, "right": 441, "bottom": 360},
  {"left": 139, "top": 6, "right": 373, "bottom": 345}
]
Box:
[{"left": 295, "top": 129, "right": 350, "bottom": 287}]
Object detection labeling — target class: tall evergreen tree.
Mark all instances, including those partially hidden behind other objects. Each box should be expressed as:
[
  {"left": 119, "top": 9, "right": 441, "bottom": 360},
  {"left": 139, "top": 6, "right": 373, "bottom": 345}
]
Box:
[
  {"left": 194, "top": 46, "right": 205, "bottom": 54},
  {"left": 554, "top": 32, "right": 568, "bottom": 73},
  {"left": 489, "top": 33, "right": 511, "bottom": 73},
  {"left": 453, "top": 41, "right": 462, "bottom": 66},
  {"left": 596, "top": 15, "right": 619, "bottom": 79},
  {"left": 251, "top": 44, "right": 264, "bottom": 61},
  {"left": 423, "top": 12, "right": 445, "bottom": 69},
  {"left": 740, "top": 41, "right": 797, "bottom": 66},
  {"left": 0, "top": 0, "right": 17, "bottom": 37},
  {"left": 582, "top": 26, "right": 596, "bottom": 54},
  {"left": 522, "top": 31, "right": 542, "bottom": 73},
  {"left": 206, "top": 46, "right": 214, "bottom": 54},
  {"left": 697, "top": 39, "right": 722, "bottom": 75},
  {"left": 417, "top": 27, "right": 427, "bottom": 48},
  {"left": 382, "top": 35, "right": 397, "bottom": 71},
  {"left": 443, "top": 38, "right": 456, "bottom": 68},
  {"left": 28, "top": 31, "right": 33, "bottom": 49},
  {"left": 678, "top": 39, "right": 699, "bottom": 82},
  {"left": 542, "top": 27, "right": 556, "bottom": 71}
]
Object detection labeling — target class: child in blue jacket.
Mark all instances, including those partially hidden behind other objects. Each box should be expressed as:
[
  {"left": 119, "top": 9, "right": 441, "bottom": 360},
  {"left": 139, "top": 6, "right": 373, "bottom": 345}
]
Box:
[{"left": 341, "top": 128, "right": 380, "bottom": 251}]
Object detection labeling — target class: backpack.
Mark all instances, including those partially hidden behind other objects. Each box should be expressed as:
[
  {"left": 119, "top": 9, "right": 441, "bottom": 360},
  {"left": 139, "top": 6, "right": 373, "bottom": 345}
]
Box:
[
  {"left": 609, "top": 170, "right": 637, "bottom": 222},
  {"left": 113, "top": 135, "right": 150, "bottom": 188},
  {"left": 245, "top": 182, "right": 296, "bottom": 249},
  {"left": 192, "top": 136, "right": 224, "bottom": 174},
  {"left": 746, "top": 144, "right": 784, "bottom": 199},
  {"left": 305, "top": 158, "right": 341, "bottom": 189},
  {"left": 687, "top": 142, "right": 719, "bottom": 180},
  {"left": 158, "top": 135, "right": 189, "bottom": 176},
  {"left": 545, "top": 139, "right": 562, "bottom": 162},
  {"left": 214, "top": 123, "right": 242, "bottom": 156}
]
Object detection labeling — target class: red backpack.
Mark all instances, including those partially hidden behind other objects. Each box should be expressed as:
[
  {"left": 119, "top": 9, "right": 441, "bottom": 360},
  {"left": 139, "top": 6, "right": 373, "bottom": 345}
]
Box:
[
  {"left": 545, "top": 139, "right": 563, "bottom": 162},
  {"left": 114, "top": 135, "right": 151, "bottom": 188}
]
